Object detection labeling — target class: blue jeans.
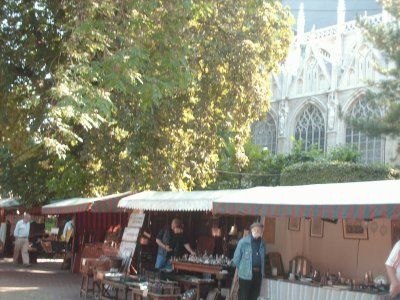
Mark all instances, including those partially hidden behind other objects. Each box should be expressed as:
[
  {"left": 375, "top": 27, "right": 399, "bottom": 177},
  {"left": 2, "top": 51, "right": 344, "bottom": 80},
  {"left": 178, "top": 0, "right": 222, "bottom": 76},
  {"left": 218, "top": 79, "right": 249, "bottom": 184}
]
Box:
[{"left": 154, "top": 254, "right": 172, "bottom": 270}]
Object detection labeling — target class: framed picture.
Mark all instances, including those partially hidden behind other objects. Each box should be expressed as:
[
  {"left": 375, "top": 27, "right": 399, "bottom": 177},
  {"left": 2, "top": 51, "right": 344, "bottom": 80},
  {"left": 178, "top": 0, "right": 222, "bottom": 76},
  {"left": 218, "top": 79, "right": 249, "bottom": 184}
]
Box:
[
  {"left": 263, "top": 217, "right": 276, "bottom": 244},
  {"left": 391, "top": 220, "right": 400, "bottom": 247},
  {"left": 288, "top": 217, "right": 301, "bottom": 231},
  {"left": 343, "top": 219, "right": 368, "bottom": 240},
  {"left": 322, "top": 218, "right": 338, "bottom": 224},
  {"left": 310, "top": 218, "right": 324, "bottom": 238}
]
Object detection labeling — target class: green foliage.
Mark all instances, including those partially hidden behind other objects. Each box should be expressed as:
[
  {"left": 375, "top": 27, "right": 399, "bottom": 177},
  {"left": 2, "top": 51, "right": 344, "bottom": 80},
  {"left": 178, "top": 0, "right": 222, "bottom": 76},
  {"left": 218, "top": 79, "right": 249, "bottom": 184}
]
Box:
[
  {"left": 281, "top": 161, "right": 400, "bottom": 186},
  {"left": 0, "top": 0, "right": 293, "bottom": 204},
  {"left": 327, "top": 145, "right": 361, "bottom": 163},
  {"left": 348, "top": 0, "right": 400, "bottom": 140},
  {"left": 209, "top": 138, "right": 363, "bottom": 188}
]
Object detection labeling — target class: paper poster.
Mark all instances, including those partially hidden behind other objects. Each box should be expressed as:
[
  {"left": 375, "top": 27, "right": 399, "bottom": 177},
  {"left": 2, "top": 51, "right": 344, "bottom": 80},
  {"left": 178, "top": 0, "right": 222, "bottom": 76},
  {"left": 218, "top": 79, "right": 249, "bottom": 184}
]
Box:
[
  {"left": 121, "top": 227, "right": 140, "bottom": 242},
  {"left": 119, "top": 241, "right": 137, "bottom": 258},
  {"left": 127, "top": 213, "right": 145, "bottom": 228}
]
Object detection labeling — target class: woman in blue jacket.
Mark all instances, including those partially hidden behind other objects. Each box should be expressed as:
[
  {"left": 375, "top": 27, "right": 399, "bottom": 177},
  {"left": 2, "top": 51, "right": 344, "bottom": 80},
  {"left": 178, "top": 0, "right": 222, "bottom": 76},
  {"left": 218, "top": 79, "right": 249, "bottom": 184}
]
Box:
[{"left": 233, "top": 222, "right": 266, "bottom": 300}]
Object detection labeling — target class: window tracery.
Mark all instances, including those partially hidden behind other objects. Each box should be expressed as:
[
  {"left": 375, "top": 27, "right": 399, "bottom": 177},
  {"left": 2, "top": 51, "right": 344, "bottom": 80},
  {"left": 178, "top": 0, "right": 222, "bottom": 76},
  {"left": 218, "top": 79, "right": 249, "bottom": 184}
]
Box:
[
  {"left": 294, "top": 105, "right": 326, "bottom": 151},
  {"left": 345, "top": 97, "right": 383, "bottom": 163}
]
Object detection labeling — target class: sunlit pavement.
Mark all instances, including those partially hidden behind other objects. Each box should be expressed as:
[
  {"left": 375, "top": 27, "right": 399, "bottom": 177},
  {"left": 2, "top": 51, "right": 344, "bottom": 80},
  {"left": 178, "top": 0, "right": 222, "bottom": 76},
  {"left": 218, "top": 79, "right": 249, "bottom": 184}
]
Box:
[{"left": 0, "top": 257, "right": 82, "bottom": 300}]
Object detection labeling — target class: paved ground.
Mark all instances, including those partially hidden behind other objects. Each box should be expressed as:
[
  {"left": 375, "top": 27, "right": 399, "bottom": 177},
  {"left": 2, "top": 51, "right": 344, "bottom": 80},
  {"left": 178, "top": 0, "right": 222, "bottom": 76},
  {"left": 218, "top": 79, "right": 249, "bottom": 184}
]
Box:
[{"left": 0, "top": 257, "right": 83, "bottom": 300}]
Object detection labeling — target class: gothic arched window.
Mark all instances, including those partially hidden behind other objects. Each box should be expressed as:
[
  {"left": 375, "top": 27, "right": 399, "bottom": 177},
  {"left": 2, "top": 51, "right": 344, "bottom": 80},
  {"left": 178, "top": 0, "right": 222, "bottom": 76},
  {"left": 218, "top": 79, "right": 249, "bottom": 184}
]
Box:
[
  {"left": 345, "top": 97, "right": 384, "bottom": 163},
  {"left": 251, "top": 116, "right": 277, "bottom": 154},
  {"left": 294, "top": 104, "right": 326, "bottom": 151}
]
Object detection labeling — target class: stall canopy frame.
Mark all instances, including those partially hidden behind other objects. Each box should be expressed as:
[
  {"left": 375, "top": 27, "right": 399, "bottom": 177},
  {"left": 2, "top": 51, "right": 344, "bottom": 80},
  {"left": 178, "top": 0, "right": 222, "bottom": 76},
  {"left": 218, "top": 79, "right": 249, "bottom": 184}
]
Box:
[
  {"left": 212, "top": 180, "right": 400, "bottom": 219},
  {"left": 118, "top": 190, "right": 242, "bottom": 211}
]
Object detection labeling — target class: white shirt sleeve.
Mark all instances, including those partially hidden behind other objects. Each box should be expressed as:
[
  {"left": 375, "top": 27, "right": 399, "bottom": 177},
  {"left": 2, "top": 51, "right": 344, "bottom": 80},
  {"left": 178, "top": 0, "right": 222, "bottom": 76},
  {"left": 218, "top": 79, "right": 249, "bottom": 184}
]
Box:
[
  {"left": 13, "top": 220, "right": 21, "bottom": 237},
  {"left": 386, "top": 240, "right": 400, "bottom": 268}
]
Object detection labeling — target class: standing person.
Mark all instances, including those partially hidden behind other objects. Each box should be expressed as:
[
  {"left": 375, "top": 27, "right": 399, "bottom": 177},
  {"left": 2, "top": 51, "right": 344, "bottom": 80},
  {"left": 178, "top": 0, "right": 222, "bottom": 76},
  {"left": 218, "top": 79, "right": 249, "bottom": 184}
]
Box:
[
  {"left": 155, "top": 218, "right": 195, "bottom": 270},
  {"left": 62, "top": 216, "right": 75, "bottom": 243},
  {"left": 13, "top": 213, "right": 31, "bottom": 267},
  {"left": 386, "top": 240, "right": 400, "bottom": 299},
  {"left": 233, "top": 222, "right": 266, "bottom": 300}
]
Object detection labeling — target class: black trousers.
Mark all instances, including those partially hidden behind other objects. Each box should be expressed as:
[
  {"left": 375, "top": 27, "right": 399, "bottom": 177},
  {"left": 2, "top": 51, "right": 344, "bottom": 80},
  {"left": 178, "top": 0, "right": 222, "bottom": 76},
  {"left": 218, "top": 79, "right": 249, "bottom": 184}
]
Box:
[{"left": 238, "top": 271, "right": 262, "bottom": 300}]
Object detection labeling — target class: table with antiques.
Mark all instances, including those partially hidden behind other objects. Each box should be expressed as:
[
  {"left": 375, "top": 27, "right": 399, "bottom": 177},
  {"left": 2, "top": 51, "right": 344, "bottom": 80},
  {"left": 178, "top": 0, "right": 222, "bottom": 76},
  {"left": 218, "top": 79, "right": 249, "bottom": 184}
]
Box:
[
  {"left": 100, "top": 277, "right": 130, "bottom": 300},
  {"left": 172, "top": 261, "right": 223, "bottom": 275},
  {"left": 171, "top": 255, "right": 233, "bottom": 298},
  {"left": 260, "top": 278, "right": 390, "bottom": 300},
  {"left": 130, "top": 286, "right": 145, "bottom": 300},
  {"left": 168, "top": 274, "right": 215, "bottom": 300}
]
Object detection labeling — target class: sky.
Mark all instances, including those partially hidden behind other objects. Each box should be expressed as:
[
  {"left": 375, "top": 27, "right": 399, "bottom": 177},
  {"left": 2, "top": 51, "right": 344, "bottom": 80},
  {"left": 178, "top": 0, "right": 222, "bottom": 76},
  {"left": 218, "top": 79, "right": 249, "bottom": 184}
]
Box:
[{"left": 282, "top": 0, "right": 383, "bottom": 31}]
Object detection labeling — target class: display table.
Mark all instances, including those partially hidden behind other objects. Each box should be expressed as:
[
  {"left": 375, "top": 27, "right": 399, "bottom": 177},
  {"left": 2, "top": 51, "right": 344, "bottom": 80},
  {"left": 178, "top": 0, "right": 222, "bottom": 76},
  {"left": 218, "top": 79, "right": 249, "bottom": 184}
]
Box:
[
  {"left": 130, "top": 287, "right": 145, "bottom": 300},
  {"left": 171, "top": 275, "right": 215, "bottom": 300},
  {"left": 172, "top": 261, "right": 222, "bottom": 275},
  {"left": 260, "top": 278, "right": 390, "bottom": 300},
  {"left": 100, "top": 278, "right": 129, "bottom": 300}
]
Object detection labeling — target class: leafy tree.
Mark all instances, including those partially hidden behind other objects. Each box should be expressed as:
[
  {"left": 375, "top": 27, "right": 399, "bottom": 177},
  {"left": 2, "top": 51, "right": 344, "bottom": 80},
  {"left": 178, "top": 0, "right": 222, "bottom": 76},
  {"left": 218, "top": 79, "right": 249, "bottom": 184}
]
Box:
[
  {"left": 0, "top": 0, "right": 293, "bottom": 204},
  {"left": 349, "top": 0, "right": 400, "bottom": 140}
]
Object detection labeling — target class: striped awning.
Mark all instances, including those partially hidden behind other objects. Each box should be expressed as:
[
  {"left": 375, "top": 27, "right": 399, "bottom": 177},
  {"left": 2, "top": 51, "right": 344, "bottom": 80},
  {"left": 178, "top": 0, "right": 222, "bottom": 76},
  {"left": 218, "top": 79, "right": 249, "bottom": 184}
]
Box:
[
  {"left": 91, "top": 191, "right": 133, "bottom": 213},
  {"left": 118, "top": 190, "right": 241, "bottom": 211},
  {"left": 42, "top": 198, "right": 93, "bottom": 215},
  {"left": 213, "top": 180, "right": 400, "bottom": 219}
]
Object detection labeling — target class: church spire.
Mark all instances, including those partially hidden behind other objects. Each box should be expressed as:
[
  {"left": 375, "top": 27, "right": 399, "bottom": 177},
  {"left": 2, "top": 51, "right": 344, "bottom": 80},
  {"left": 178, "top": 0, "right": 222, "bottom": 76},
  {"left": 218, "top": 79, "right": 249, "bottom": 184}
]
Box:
[
  {"left": 337, "top": 0, "right": 345, "bottom": 26},
  {"left": 297, "top": 3, "right": 305, "bottom": 43}
]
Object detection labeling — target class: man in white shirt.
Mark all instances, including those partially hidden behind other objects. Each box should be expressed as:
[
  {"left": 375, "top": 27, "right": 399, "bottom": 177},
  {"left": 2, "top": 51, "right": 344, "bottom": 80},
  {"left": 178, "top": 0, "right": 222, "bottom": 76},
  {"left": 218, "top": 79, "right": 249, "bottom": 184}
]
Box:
[
  {"left": 13, "top": 213, "right": 31, "bottom": 267},
  {"left": 386, "top": 240, "right": 400, "bottom": 299}
]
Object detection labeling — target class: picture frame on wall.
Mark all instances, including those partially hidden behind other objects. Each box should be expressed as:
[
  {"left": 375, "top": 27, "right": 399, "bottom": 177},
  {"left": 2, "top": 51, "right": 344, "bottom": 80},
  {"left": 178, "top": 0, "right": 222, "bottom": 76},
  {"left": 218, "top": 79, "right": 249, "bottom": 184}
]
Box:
[
  {"left": 288, "top": 217, "right": 301, "bottom": 231},
  {"left": 310, "top": 218, "right": 324, "bottom": 238},
  {"left": 391, "top": 220, "right": 400, "bottom": 247},
  {"left": 343, "top": 219, "right": 368, "bottom": 240}
]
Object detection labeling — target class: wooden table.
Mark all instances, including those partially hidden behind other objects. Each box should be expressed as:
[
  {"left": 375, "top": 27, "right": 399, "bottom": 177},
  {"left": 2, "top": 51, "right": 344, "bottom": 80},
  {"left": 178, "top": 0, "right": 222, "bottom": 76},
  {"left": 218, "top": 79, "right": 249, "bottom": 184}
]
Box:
[
  {"left": 129, "top": 287, "right": 145, "bottom": 300},
  {"left": 130, "top": 285, "right": 180, "bottom": 300},
  {"left": 146, "top": 292, "right": 180, "bottom": 300},
  {"left": 171, "top": 262, "right": 228, "bottom": 300},
  {"left": 100, "top": 278, "right": 129, "bottom": 300},
  {"left": 175, "top": 277, "right": 215, "bottom": 300},
  {"left": 171, "top": 261, "right": 222, "bottom": 275}
]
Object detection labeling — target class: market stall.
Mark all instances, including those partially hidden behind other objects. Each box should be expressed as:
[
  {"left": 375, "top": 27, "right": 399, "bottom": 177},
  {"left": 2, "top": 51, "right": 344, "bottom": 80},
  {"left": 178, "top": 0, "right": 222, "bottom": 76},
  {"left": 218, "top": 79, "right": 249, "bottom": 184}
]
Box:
[
  {"left": 41, "top": 192, "right": 131, "bottom": 270},
  {"left": 117, "top": 190, "right": 242, "bottom": 299},
  {"left": 212, "top": 180, "right": 400, "bottom": 300}
]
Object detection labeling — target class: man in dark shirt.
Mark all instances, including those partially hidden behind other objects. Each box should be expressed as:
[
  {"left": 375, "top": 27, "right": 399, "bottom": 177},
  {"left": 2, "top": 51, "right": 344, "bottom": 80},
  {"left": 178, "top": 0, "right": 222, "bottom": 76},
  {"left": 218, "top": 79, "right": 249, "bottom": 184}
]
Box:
[{"left": 155, "top": 218, "right": 195, "bottom": 270}]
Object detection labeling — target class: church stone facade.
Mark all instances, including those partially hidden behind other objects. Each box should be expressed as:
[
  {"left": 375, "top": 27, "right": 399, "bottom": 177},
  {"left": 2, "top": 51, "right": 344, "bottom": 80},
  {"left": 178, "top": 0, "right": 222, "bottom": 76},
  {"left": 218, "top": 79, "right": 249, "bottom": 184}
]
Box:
[{"left": 252, "top": 1, "right": 399, "bottom": 165}]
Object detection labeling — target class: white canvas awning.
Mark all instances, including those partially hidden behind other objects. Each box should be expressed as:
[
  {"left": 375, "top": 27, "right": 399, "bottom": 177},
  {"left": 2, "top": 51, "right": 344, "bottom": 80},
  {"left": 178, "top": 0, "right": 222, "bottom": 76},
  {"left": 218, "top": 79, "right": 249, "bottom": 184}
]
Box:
[
  {"left": 0, "top": 198, "right": 20, "bottom": 210},
  {"left": 42, "top": 191, "right": 132, "bottom": 214},
  {"left": 42, "top": 198, "right": 93, "bottom": 214},
  {"left": 118, "top": 190, "right": 241, "bottom": 211},
  {"left": 213, "top": 180, "right": 400, "bottom": 219}
]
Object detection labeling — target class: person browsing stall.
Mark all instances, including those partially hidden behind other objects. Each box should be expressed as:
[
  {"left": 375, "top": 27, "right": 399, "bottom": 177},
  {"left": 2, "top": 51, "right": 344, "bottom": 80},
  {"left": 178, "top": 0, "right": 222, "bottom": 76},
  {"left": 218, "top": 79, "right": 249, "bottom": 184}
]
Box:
[
  {"left": 13, "top": 213, "right": 31, "bottom": 267},
  {"left": 155, "top": 218, "right": 195, "bottom": 270},
  {"left": 233, "top": 222, "right": 266, "bottom": 300},
  {"left": 62, "top": 216, "right": 75, "bottom": 242},
  {"left": 386, "top": 240, "right": 400, "bottom": 299}
]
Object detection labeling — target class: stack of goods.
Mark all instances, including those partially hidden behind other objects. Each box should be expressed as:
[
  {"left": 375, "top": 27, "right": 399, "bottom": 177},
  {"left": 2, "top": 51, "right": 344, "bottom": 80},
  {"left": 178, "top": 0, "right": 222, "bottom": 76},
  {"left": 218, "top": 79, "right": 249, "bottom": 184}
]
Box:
[
  {"left": 181, "top": 289, "right": 197, "bottom": 300},
  {"left": 148, "top": 280, "right": 180, "bottom": 296}
]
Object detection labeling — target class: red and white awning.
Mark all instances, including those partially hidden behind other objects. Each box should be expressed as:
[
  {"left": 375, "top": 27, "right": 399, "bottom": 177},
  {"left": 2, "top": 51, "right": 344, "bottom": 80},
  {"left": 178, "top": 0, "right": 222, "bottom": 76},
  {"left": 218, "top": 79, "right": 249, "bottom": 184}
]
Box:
[
  {"left": 212, "top": 180, "right": 400, "bottom": 219},
  {"left": 91, "top": 191, "right": 133, "bottom": 213}
]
